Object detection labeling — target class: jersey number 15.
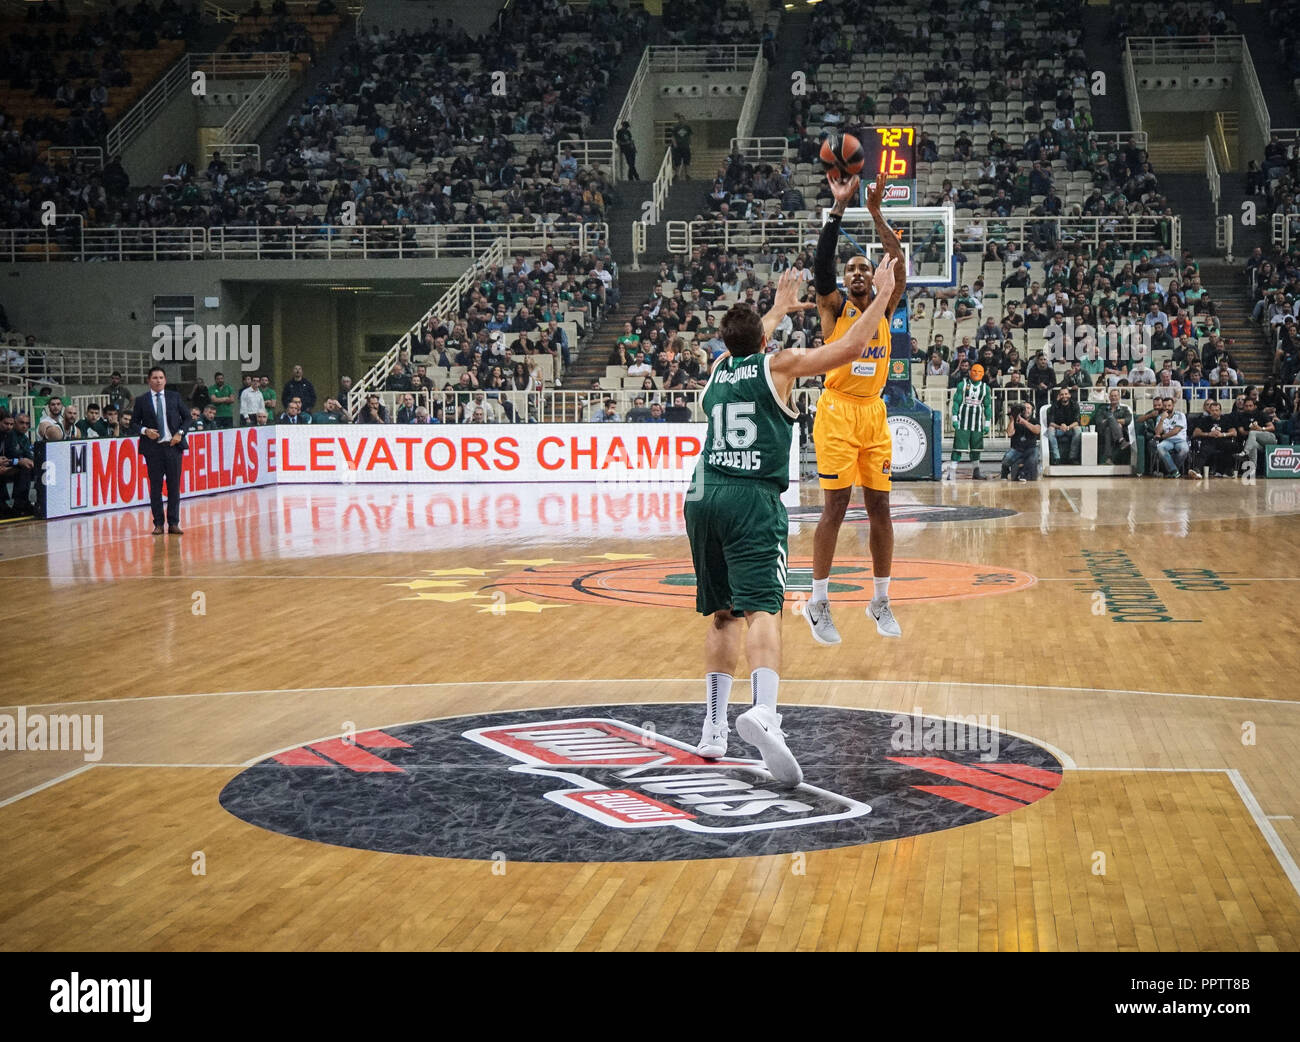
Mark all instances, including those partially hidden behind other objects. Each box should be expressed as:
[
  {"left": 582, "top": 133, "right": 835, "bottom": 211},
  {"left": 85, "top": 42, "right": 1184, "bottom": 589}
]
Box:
[{"left": 710, "top": 401, "right": 757, "bottom": 449}]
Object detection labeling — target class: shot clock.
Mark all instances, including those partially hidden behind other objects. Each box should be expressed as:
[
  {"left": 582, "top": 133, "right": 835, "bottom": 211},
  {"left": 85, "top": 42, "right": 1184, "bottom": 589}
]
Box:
[{"left": 860, "top": 126, "right": 917, "bottom": 207}]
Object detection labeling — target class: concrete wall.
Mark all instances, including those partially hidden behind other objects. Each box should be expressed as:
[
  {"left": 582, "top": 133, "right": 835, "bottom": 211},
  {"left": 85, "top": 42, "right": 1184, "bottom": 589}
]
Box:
[
  {"left": 1131, "top": 62, "right": 1266, "bottom": 170},
  {"left": 621, "top": 79, "right": 659, "bottom": 181},
  {"left": 652, "top": 72, "right": 750, "bottom": 124},
  {"left": 1, "top": 258, "right": 466, "bottom": 385},
  {"left": 120, "top": 86, "right": 198, "bottom": 188}
]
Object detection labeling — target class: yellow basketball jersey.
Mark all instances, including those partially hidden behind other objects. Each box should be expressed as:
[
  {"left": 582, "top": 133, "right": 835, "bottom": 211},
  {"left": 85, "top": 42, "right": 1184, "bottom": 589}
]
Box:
[{"left": 824, "top": 301, "right": 892, "bottom": 399}]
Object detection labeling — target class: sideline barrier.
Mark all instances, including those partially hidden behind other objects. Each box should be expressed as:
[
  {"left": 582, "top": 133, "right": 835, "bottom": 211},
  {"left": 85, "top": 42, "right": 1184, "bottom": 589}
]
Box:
[
  {"left": 1265, "top": 446, "right": 1300, "bottom": 478},
  {"left": 40, "top": 428, "right": 273, "bottom": 520},
  {"left": 37, "top": 425, "right": 801, "bottom": 518}
]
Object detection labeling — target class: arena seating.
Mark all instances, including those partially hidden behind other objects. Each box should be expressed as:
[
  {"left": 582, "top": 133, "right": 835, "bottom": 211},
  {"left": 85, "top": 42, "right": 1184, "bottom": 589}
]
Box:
[
  {"left": 220, "top": 8, "right": 343, "bottom": 78},
  {"left": 773, "top": 0, "right": 1175, "bottom": 225}
]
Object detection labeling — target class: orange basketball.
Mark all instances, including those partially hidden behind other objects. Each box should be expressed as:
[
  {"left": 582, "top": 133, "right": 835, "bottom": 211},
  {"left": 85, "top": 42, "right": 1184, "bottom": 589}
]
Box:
[
  {"left": 819, "top": 132, "right": 865, "bottom": 177},
  {"left": 970, "top": 364, "right": 985, "bottom": 382}
]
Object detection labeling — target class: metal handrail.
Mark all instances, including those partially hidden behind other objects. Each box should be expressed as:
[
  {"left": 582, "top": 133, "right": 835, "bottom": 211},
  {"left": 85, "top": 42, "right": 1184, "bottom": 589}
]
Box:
[
  {"left": 1238, "top": 42, "right": 1272, "bottom": 148},
  {"left": 647, "top": 46, "right": 761, "bottom": 73},
  {"left": 668, "top": 214, "right": 1179, "bottom": 255},
  {"left": 0, "top": 222, "right": 606, "bottom": 264},
  {"left": 0, "top": 347, "right": 155, "bottom": 386},
  {"left": 1090, "top": 130, "right": 1148, "bottom": 152},
  {"left": 1123, "top": 36, "right": 1243, "bottom": 64},
  {"left": 220, "top": 57, "right": 291, "bottom": 145},
  {"left": 734, "top": 52, "right": 769, "bottom": 141},
  {"left": 557, "top": 139, "right": 616, "bottom": 174},
  {"left": 612, "top": 47, "right": 651, "bottom": 136},
  {"left": 47, "top": 146, "right": 105, "bottom": 171},
  {"left": 105, "top": 54, "right": 191, "bottom": 158},
  {"left": 728, "top": 137, "right": 789, "bottom": 163},
  {"left": 1272, "top": 213, "right": 1300, "bottom": 249},
  {"left": 1205, "top": 135, "right": 1221, "bottom": 214},
  {"left": 1121, "top": 41, "right": 1143, "bottom": 136},
  {"left": 348, "top": 238, "right": 507, "bottom": 416},
  {"left": 106, "top": 52, "right": 295, "bottom": 159},
  {"left": 208, "top": 143, "right": 262, "bottom": 171}
]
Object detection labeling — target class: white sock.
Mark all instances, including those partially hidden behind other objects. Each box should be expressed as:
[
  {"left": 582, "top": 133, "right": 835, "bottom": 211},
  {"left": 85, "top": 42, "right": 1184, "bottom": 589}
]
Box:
[
  {"left": 811, "top": 577, "right": 829, "bottom": 602},
  {"left": 873, "top": 577, "right": 890, "bottom": 602},
  {"left": 751, "top": 667, "right": 779, "bottom": 711},
  {"left": 705, "top": 673, "right": 732, "bottom": 729}
]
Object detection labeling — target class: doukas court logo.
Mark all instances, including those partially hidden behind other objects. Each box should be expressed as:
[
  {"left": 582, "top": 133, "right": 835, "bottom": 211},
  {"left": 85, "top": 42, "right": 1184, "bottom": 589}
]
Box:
[
  {"left": 463, "top": 718, "right": 871, "bottom": 834},
  {"left": 151, "top": 318, "right": 261, "bottom": 370},
  {"left": 218, "top": 704, "right": 1064, "bottom": 863}
]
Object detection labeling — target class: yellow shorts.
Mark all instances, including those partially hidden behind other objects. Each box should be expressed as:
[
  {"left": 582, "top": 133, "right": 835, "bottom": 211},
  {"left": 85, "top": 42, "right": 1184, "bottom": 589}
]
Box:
[{"left": 812, "top": 390, "right": 892, "bottom": 492}]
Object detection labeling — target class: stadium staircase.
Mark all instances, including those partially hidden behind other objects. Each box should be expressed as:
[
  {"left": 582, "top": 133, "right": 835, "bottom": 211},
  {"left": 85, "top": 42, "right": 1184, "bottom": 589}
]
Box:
[
  {"left": 750, "top": 11, "right": 809, "bottom": 140},
  {"left": 252, "top": 12, "right": 356, "bottom": 158},
  {"left": 1235, "top": 5, "right": 1300, "bottom": 127},
  {"left": 1201, "top": 262, "right": 1273, "bottom": 383},
  {"left": 560, "top": 269, "right": 659, "bottom": 417},
  {"left": 1079, "top": 7, "right": 1130, "bottom": 132},
  {"left": 1080, "top": 9, "right": 1275, "bottom": 381}
]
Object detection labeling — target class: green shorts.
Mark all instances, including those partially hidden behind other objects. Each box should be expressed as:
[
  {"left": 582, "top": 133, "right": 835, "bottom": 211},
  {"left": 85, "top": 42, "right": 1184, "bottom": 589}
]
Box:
[
  {"left": 683, "top": 479, "right": 788, "bottom": 616},
  {"left": 952, "top": 429, "right": 985, "bottom": 452}
]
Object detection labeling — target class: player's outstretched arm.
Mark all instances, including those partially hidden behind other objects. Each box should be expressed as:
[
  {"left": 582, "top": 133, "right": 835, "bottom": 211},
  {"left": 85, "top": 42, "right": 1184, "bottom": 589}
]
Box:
[
  {"left": 814, "top": 172, "right": 857, "bottom": 327},
  {"left": 865, "top": 171, "right": 908, "bottom": 313},
  {"left": 771, "top": 257, "right": 898, "bottom": 383},
  {"left": 761, "top": 268, "right": 817, "bottom": 344}
]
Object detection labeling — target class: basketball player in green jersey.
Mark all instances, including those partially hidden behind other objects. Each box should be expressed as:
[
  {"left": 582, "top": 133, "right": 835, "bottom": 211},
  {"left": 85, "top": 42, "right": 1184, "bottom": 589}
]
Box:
[{"left": 685, "top": 259, "right": 898, "bottom": 784}]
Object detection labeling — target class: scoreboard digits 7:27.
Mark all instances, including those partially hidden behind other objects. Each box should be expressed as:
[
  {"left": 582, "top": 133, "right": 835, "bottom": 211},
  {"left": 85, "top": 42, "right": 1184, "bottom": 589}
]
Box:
[{"left": 864, "top": 126, "right": 916, "bottom": 179}]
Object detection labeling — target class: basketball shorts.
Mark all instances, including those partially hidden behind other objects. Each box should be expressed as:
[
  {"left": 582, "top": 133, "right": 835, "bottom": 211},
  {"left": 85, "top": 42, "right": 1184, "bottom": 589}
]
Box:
[
  {"left": 952, "top": 429, "right": 985, "bottom": 453},
  {"left": 812, "top": 390, "right": 892, "bottom": 491},
  {"left": 684, "top": 478, "right": 788, "bottom": 617}
]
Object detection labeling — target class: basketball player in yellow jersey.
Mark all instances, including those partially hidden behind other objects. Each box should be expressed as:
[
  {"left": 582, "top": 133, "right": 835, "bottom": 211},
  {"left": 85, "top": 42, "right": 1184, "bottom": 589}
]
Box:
[{"left": 806, "top": 170, "right": 907, "bottom": 644}]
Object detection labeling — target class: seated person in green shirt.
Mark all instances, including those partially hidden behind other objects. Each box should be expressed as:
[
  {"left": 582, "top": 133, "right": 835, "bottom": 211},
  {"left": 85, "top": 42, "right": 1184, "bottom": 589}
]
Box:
[
  {"left": 312, "top": 398, "right": 350, "bottom": 424},
  {"left": 1080, "top": 348, "right": 1105, "bottom": 382},
  {"left": 75, "top": 402, "right": 109, "bottom": 438},
  {"left": 611, "top": 323, "right": 641, "bottom": 365},
  {"left": 189, "top": 403, "right": 221, "bottom": 431}
]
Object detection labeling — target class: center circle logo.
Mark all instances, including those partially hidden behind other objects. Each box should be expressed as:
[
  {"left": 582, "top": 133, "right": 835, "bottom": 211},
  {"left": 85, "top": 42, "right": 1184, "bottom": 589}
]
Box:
[
  {"left": 485, "top": 557, "right": 1035, "bottom": 608},
  {"left": 219, "top": 704, "right": 1063, "bottom": 863}
]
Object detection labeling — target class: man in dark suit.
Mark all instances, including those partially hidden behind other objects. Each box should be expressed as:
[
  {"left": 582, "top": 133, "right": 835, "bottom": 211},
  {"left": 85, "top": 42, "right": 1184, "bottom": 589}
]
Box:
[{"left": 130, "top": 366, "right": 187, "bottom": 535}]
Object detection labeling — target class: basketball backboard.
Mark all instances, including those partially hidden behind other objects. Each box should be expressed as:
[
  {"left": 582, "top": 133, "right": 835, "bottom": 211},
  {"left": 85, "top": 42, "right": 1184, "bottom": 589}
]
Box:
[{"left": 823, "top": 205, "right": 957, "bottom": 287}]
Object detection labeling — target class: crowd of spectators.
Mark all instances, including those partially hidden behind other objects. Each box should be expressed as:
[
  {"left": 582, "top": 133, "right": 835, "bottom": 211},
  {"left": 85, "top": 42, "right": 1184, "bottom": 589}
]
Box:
[
  {"left": 3, "top": 0, "right": 644, "bottom": 234},
  {"left": 714, "top": 0, "right": 1174, "bottom": 230},
  {"left": 0, "top": 1, "right": 201, "bottom": 226},
  {"left": 1103, "top": 2, "right": 1234, "bottom": 40},
  {"left": 1245, "top": 243, "right": 1300, "bottom": 384},
  {"left": 1249, "top": 132, "right": 1300, "bottom": 225},
  {"left": 662, "top": 0, "right": 779, "bottom": 49}
]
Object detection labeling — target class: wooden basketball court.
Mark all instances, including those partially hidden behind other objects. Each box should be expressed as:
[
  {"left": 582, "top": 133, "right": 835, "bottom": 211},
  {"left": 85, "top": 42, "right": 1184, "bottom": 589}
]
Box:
[{"left": 1, "top": 477, "right": 1298, "bottom": 951}]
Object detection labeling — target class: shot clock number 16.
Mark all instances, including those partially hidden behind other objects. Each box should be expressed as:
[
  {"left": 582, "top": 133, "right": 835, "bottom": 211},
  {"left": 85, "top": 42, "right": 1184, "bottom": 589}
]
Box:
[{"left": 867, "top": 126, "right": 916, "bottom": 179}]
